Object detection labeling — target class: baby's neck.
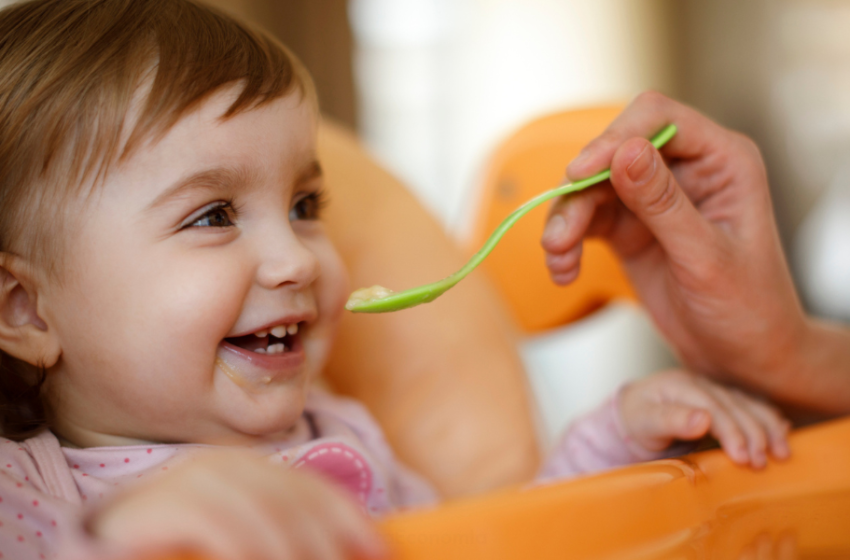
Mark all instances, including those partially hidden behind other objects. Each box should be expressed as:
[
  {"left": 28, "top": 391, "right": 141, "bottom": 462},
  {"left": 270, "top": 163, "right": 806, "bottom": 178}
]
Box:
[
  {"left": 51, "top": 415, "right": 306, "bottom": 449},
  {"left": 54, "top": 427, "right": 158, "bottom": 449}
]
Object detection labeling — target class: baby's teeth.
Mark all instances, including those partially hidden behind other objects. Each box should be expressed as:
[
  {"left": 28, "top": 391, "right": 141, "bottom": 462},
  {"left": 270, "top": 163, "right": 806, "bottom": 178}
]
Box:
[
  {"left": 255, "top": 330, "right": 269, "bottom": 338},
  {"left": 271, "top": 326, "right": 287, "bottom": 338},
  {"left": 267, "top": 343, "right": 286, "bottom": 355},
  {"left": 255, "top": 347, "right": 267, "bottom": 354},
  {"left": 287, "top": 323, "right": 298, "bottom": 335}
]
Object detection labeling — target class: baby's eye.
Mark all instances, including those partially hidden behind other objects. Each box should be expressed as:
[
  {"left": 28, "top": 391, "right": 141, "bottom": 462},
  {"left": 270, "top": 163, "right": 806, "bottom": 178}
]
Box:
[
  {"left": 289, "top": 191, "right": 327, "bottom": 221},
  {"left": 186, "top": 202, "right": 236, "bottom": 228}
]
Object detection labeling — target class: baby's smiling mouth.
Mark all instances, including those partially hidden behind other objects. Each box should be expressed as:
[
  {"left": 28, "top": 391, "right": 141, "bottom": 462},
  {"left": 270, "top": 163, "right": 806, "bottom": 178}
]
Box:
[{"left": 224, "top": 323, "right": 301, "bottom": 355}]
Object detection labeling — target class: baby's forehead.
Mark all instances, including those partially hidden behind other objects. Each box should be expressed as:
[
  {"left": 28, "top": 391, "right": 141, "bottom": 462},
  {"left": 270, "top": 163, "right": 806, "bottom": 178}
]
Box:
[
  {"left": 0, "top": 0, "right": 316, "bottom": 280},
  {"left": 103, "top": 90, "right": 319, "bottom": 202}
]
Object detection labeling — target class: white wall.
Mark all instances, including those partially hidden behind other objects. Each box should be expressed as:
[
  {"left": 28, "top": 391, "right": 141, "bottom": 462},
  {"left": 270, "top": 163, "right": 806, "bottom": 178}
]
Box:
[
  {"left": 350, "top": 0, "right": 679, "bottom": 445},
  {"left": 350, "top": 0, "right": 675, "bottom": 235}
]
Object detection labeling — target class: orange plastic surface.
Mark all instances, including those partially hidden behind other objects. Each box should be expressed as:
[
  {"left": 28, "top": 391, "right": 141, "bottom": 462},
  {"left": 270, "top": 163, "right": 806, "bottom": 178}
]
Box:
[
  {"left": 380, "top": 418, "right": 850, "bottom": 560},
  {"left": 469, "top": 105, "right": 635, "bottom": 333},
  {"left": 155, "top": 417, "right": 850, "bottom": 560}
]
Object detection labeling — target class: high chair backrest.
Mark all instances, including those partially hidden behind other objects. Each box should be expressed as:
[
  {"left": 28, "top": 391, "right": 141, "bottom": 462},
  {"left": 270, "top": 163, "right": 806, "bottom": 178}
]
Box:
[{"left": 467, "top": 105, "right": 634, "bottom": 333}]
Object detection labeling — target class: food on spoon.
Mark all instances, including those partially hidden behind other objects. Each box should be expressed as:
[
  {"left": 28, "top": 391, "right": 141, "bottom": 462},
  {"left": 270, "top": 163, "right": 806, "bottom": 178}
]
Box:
[{"left": 346, "top": 285, "right": 394, "bottom": 309}]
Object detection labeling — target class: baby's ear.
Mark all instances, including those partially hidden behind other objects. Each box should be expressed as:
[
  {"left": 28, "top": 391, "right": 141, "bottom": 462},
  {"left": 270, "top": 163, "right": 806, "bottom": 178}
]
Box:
[{"left": 0, "top": 254, "right": 61, "bottom": 368}]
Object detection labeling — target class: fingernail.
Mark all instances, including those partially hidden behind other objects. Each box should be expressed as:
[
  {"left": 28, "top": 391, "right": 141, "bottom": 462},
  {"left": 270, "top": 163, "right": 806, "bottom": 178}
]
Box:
[
  {"left": 542, "top": 214, "right": 567, "bottom": 245},
  {"left": 626, "top": 144, "right": 656, "bottom": 184}
]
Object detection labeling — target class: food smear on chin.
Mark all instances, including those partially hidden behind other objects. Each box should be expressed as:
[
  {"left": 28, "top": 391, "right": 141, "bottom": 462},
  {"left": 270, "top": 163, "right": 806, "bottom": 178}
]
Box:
[
  {"left": 345, "top": 285, "right": 394, "bottom": 309},
  {"left": 215, "top": 356, "right": 273, "bottom": 387},
  {"left": 215, "top": 356, "right": 250, "bottom": 387}
]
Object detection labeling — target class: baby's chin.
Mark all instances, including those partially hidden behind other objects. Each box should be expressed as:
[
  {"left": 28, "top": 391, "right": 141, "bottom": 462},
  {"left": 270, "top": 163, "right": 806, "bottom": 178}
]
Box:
[{"left": 206, "top": 369, "right": 312, "bottom": 444}]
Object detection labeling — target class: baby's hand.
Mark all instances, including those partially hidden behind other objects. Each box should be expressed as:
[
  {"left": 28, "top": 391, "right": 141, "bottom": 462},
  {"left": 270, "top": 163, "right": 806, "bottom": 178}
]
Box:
[
  {"left": 618, "top": 370, "right": 791, "bottom": 468},
  {"left": 90, "top": 449, "right": 387, "bottom": 560}
]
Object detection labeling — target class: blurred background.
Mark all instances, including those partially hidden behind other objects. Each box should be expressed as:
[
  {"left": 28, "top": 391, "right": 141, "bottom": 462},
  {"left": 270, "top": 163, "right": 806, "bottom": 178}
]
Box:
[
  {"left": 4, "top": 0, "right": 846, "bottom": 446},
  {"left": 193, "top": 0, "right": 850, "bottom": 447}
]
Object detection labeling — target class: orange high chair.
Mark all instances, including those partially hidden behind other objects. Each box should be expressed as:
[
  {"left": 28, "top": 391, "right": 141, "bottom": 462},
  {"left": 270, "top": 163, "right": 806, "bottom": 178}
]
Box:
[
  {"left": 466, "top": 104, "right": 633, "bottom": 332},
  {"left": 367, "top": 106, "right": 850, "bottom": 559},
  {"left": 156, "top": 109, "right": 850, "bottom": 560}
]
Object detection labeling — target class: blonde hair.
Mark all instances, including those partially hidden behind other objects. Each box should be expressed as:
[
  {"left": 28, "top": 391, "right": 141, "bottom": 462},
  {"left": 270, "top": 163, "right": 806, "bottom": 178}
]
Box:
[{"left": 0, "top": 0, "right": 315, "bottom": 439}]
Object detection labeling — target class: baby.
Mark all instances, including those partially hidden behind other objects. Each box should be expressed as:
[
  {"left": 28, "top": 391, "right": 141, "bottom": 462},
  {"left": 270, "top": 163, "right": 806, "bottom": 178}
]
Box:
[{"left": 0, "top": 1, "right": 791, "bottom": 559}]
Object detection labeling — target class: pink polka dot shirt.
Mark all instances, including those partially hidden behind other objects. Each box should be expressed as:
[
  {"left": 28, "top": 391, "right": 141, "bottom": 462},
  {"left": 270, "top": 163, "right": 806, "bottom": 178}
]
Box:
[{"left": 0, "top": 388, "right": 665, "bottom": 559}]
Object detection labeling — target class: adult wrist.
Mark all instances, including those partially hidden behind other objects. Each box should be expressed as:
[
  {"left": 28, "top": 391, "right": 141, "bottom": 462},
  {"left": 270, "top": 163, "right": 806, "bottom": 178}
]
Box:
[{"left": 767, "top": 316, "right": 850, "bottom": 415}]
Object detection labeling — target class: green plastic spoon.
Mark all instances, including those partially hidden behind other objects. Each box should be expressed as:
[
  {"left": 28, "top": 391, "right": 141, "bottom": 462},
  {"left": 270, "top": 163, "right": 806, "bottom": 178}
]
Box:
[{"left": 346, "top": 123, "right": 678, "bottom": 313}]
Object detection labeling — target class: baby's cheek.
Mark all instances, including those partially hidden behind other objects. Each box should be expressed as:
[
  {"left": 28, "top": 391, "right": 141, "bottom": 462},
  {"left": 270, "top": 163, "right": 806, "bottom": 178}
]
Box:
[
  {"left": 152, "top": 258, "right": 248, "bottom": 348},
  {"left": 304, "top": 241, "right": 348, "bottom": 374},
  {"left": 316, "top": 242, "right": 350, "bottom": 328}
]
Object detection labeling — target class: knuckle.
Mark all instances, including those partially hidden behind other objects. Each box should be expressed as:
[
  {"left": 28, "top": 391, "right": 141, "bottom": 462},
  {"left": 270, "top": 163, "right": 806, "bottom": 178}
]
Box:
[
  {"left": 746, "top": 420, "right": 767, "bottom": 442},
  {"left": 588, "top": 129, "right": 621, "bottom": 155},
  {"left": 664, "top": 369, "right": 692, "bottom": 385},
  {"left": 727, "top": 387, "right": 748, "bottom": 402},
  {"left": 732, "top": 131, "right": 761, "bottom": 159},
  {"left": 688, "top": 240, "right": 732, "bottom": 286},
  {"left": 632, "top": 90, "right": 669, "bottom": 111},
  {"left": 732, "top": 132, "right": 769, "bottom": 177},
  {"left": 726, "top": 426, "right": 746, "bottom": 447},
  {"left": 641, "top": 172, "right": 680, "bottom": 217},
  {"left": 662, "top": 407, "right": 679, "bottom": 423},
  {"left": 763, "top": 408, "right": 787, "bottom": 430},
  {"left": 662, "top": 405, "right": 690, "bottom": 427}
]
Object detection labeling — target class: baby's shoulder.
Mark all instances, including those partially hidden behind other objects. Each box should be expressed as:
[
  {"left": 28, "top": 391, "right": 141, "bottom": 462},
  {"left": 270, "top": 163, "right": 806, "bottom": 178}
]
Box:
[
  {"left": 0, "top": 435, "right": 39, "bottom": 471},
  {"left": 0, "top": 430, "right": 69, "bottom": 497}
]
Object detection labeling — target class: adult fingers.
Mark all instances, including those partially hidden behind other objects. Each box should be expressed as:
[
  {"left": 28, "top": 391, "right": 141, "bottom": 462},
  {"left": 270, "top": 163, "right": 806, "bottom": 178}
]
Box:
[
  {"left": 542, "top": 183, "right": 617, "bottom": 253},
  {"left": 542, "top": 183, "right": 660, "bottom": 281},
  {"left": 607, "top": 138, "right": 720, "bottom": 269},
  {"left": 566, "top": 91, "right": 731, "bottom": 182},
  {"left": 545, "top": 243, "right": 583, "bottom": 285}
]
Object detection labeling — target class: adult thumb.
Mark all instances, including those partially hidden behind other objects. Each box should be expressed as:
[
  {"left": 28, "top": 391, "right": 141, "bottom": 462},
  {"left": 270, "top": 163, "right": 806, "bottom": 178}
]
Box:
[{"left": 609, "top": 138, "right": 715, "bottom": 261}]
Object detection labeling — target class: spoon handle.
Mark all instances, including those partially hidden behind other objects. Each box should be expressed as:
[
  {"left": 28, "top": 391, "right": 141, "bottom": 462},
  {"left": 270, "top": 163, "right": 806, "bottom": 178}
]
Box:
[
  {"left": 453, "top": 123, "right": 678, "bottom": 281},
  {"left": 346, "top": 123, "right": 677, "bottom": 313}
]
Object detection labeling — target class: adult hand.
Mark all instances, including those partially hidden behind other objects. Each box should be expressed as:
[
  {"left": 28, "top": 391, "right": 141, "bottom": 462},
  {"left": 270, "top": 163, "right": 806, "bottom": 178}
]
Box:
[{"left": 541, "top": 91, "right": 850, "bottom": 414}]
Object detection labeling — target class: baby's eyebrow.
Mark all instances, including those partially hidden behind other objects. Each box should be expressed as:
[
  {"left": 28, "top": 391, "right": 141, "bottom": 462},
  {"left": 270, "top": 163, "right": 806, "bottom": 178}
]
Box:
[
  {"left": 296, "top": 160, "right": 323, "bottom": 184},
  {"left": 146, "top": 166, "right": 252, "bottom": 211}
]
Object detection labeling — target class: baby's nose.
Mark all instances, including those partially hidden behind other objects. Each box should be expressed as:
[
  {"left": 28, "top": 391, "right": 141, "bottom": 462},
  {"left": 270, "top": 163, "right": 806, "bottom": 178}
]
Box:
[{"left": 255, "top": 232, "right": 320, "bottom": 290}]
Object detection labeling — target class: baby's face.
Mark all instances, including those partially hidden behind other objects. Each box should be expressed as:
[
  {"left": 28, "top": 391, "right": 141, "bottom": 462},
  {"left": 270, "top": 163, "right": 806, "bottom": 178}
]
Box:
[{"left": 43, "top": 88, "right": 349, "bottom": 446}]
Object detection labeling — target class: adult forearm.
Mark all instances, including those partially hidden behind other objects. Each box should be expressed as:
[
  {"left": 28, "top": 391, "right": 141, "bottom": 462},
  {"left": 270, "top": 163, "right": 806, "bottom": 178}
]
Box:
[{"left": 770, "top": 318, "right": 850, "bottom": 415}]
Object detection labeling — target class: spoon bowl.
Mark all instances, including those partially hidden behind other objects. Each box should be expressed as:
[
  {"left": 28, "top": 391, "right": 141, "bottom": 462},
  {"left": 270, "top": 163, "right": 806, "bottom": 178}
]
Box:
[{"left": 346, "top": 124, "right": 677, "bottom": 313}]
